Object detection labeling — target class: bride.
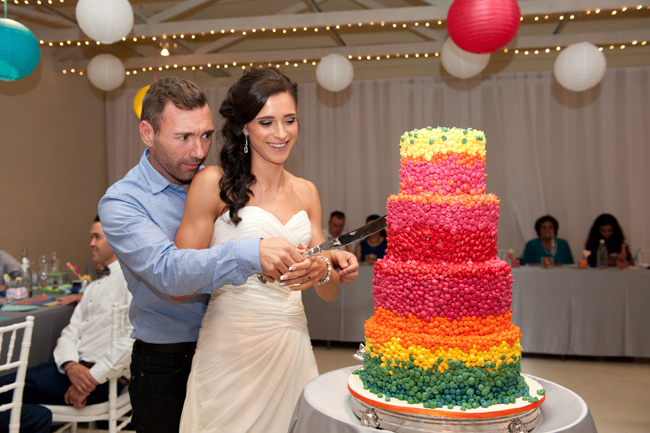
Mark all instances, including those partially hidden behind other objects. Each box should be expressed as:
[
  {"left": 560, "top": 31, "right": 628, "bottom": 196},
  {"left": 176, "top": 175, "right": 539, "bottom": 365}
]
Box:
[{"left": 174, "top": 68, "right": 358, "bottom": 432}]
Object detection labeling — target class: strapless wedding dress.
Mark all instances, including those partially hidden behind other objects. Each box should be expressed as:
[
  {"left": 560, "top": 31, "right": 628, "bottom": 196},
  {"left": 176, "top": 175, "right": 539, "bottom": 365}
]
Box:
[{"left": 180, "top": 207, "right": 319, "bottom": 433}]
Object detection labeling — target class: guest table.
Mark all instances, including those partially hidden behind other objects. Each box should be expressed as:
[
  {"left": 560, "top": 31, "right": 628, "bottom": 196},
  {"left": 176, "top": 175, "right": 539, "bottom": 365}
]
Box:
[
  {"left": 289, "top": 366, "right": 598, "bottom": 433},
  {"left": 511, "top": 265, "right": 650, "bottom": 357},
  {"left": 0, "top": 297, "right": 75, "bottom": 372},
  {"left": 303, "top": 263, "right": 650, "bottom": 358}
]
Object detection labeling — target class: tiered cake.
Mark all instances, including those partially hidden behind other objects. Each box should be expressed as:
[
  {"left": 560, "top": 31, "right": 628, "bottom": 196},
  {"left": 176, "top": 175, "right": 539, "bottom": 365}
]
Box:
[{"left": 354, "top": 126, "right": 543, "bottom": 414}]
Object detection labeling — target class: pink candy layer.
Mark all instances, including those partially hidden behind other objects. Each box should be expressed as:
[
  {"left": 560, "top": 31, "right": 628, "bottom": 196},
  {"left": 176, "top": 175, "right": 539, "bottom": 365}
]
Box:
[
  {"left": 387, "top": 200, "right": 499, "bottom": 236},
  {"left": 372, "top": 257, "right": 513, "bottom": 322},
  {"left": 400, "top": 158, "right": 487, "bottom": 196}
]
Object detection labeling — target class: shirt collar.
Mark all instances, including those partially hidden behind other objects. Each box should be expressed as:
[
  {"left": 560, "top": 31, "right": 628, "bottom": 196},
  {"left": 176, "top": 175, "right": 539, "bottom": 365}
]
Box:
[
  {"left": 140, "top": 149, "right": 175, "bottom": 195},
  {"left": 107, "top": 260, "right": 121, "bottom": 274}
]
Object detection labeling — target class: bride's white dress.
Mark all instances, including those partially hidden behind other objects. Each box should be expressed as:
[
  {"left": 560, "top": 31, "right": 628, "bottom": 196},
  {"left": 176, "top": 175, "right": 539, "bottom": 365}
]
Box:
[{"left": 180, "top": 206, "right": 319, "bottom": 433}]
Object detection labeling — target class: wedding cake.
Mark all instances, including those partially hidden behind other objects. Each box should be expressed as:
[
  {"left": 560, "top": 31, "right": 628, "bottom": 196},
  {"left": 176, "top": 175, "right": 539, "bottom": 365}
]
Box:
[{"left": 352, "top": 127, "right": 545, "bottom": 416}]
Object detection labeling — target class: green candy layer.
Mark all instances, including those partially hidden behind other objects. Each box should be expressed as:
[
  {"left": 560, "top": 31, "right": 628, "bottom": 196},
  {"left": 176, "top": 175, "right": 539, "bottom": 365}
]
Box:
[{"left": 356, "top": 351, "right": 535, "bottom": 409}]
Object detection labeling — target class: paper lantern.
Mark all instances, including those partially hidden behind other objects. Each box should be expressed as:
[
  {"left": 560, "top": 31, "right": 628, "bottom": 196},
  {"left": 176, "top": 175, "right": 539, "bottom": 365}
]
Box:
[
  {"left": 554, "top": 42, "right": 607, "bottom": 92},
  {"left": 133, "top": 85, "right": 151, "bottom": 118},
  {"left": 0, "top": 18, "right": 40, "bottom": 82},
  {"left": 441, "top": 38, "right": 491, "bottom": 79},
  {"left": 76, "top": 0, "right": 134, "bottom": 45},
  {"left": 447, "top": 0, "right": 521, "bottom": 54},
  {"left": 87, "top": 54, "right": 125, "bottom": 91},
  {"left": 316, "top": 53, "right": 354, "bottom": 92}
]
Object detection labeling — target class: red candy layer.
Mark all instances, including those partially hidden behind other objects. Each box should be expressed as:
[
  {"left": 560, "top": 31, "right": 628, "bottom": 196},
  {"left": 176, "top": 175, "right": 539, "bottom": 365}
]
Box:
[
  {"left": 386, "top": 225, "right": 497, "bottom": 264},
  {"left": 387, "top": 199, "right": 499, "bottom": 236},
  {"left": 399, "top": 156, "right": 487, "bottom": 196},
  {"left": 372, "top": 257, "right": 513, "bottom": 322}
]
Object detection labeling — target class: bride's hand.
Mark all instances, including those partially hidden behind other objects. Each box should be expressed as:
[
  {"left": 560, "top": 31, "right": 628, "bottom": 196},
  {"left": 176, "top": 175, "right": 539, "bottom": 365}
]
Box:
[
  {"left": 259, "top": 237, "right": 305, "bottom": 282},
  {"left": 279, "top": 245, "right": 328, "bottom": 291}
]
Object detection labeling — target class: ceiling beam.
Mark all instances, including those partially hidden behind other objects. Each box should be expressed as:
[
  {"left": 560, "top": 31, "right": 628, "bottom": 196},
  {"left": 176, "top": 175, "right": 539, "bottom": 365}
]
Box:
[
  {"left": 194, "top": 0, "right": 327, "bottom": 55},
  {"left": 147, "top": 0, "right": 218, "bottom": 24},
  {"left": 57, "top": 28, "right": 650, "bottom": 71},
  {"left": 7, "top": 4, "right": 75, "bottom": 28},
  {"left": 33, "top": 0, "right": 646, "bottom": 42}
]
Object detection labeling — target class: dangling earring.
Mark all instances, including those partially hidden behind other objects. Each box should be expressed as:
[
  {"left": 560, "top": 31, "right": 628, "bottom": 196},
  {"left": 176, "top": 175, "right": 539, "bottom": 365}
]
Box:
[{"left": 244, "top": 134, "right": 249, "bottom": 154}]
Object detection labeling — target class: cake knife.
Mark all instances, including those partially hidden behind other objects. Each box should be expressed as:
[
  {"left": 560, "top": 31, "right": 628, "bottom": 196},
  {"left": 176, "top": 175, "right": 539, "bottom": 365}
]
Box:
[
  {"left": 257, "top": 215, "right": 387, "bottom": 284},
  {"left": 302, "top": 215, "right": 387, "bottom": 257}
]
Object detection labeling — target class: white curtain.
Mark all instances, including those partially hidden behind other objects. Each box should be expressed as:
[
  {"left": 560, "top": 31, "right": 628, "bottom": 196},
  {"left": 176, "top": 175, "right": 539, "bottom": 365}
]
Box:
[{"left": 105, "top": 66, "right": 650, "bottom": 258}]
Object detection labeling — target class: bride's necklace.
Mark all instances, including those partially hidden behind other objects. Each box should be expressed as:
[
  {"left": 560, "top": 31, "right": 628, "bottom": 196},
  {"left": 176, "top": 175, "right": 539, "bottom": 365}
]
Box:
[{"left": 367, "top": 236, "right": 383, "bottom": 248}]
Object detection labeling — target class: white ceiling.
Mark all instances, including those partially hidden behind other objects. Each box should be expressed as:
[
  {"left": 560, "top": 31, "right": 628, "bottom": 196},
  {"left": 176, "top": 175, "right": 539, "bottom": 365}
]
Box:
[{"left": 6, "top": 0, "right": 650, "bottom": 80}]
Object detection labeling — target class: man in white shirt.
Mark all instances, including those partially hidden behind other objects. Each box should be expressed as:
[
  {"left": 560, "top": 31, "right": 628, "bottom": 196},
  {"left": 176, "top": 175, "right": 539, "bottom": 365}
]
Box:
[{"left": 0, "top": 216, "right": 133, "bottom": 413}]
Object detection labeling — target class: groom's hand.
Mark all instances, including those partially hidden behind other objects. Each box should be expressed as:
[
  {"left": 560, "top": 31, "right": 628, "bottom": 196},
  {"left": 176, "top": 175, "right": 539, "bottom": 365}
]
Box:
[
  {"left": 330, "top": 250, "right": 359, "bottom": 285},
  {"left": 259, "top": 238, "right": 305, "bottom": 282}
]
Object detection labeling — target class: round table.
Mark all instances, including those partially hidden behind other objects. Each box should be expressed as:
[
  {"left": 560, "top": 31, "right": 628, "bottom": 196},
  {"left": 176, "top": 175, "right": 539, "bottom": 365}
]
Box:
[{"left": 289, "top": 366, "right": 598, "bottom": 433}]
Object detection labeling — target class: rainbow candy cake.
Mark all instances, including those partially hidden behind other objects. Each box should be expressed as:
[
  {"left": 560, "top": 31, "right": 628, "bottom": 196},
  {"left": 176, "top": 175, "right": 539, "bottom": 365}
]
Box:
[{"left": 355, "top": 126, "right": 542, "bottom": 412}]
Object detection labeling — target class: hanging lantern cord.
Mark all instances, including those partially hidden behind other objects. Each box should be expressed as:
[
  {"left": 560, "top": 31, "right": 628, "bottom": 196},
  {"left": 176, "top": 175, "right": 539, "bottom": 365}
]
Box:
[{"left": 4, "top": 0, "right": 8, "bottom": 19}]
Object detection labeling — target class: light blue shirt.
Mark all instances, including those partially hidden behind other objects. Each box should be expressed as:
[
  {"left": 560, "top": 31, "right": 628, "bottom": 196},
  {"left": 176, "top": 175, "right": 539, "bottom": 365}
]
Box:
[{"left": 98, "top": 150, "right": 262, "bottom": 344}]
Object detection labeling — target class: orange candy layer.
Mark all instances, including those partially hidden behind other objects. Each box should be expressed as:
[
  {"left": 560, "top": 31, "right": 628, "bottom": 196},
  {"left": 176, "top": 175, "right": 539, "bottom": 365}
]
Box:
[
  {"left": 365, "top": 307, "right": 522, "bottom": 353},
  {"left": 401, "top": 152, "right": 486, "bottom": 169},
  {"left": 389, "top": 192, "right": 500, "bottom": 206}
]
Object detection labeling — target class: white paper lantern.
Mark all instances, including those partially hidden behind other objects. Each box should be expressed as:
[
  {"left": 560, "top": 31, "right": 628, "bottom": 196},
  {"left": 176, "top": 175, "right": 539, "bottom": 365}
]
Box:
[
  {"left": 76, "top": 0, "right": 134, "bottom": 45},
  {"left": 441, "top": 38, "right": 491, "bottom": 79},
  {"left": 316, "top": 53, "right": 354, "bottom": 92},
  {"left": 87, "top": 54, "right": 125, "bottom": 91},
  {"left": 554, "top": 42, "right": 607, "bottom": 92}
]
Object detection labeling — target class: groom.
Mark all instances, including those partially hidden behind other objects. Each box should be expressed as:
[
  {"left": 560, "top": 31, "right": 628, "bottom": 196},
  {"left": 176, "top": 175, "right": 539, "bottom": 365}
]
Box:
[{"left": 99, "top": 77, "right": 358, "bottom": 433}]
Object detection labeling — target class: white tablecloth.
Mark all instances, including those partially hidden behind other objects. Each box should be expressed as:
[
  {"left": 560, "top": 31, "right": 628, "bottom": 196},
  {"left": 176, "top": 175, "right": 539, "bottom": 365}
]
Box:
[
  {"left": 289, "top": 366, "right": 598, "bottom": 433},
  {"left": 303, "top": 265, "right": 375, "bottom": 342},
  {"left": 303, "top": 264, "right": 650, "bottom": 357},
  {"left": 511, "top": 266, "right": 650, "bottom": 357}
]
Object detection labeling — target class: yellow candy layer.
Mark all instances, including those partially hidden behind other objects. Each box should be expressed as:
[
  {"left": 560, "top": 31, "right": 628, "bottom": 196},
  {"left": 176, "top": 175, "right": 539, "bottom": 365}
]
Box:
[
  {"left": 400, "top": 127, "right": 486, "bottom": 161},
  {"left": 367, "top": 337, "right": 523, "bottom": 374}
]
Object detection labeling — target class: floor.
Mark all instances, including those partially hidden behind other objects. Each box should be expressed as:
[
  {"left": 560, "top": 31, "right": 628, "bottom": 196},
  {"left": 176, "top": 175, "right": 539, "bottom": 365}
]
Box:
[{"left": 312, "top": 343, "right": 650, "bottom": 433}]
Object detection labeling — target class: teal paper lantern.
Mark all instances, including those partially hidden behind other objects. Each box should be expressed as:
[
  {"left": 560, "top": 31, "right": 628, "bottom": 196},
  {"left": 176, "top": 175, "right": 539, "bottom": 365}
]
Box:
[{"left": 0, "top": 18, "right": 40, "bottom": 82}]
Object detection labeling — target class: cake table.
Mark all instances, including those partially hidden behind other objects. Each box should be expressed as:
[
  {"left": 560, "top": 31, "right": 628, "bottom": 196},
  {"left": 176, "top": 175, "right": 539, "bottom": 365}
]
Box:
[{"left": 289, "top": 366, "right": 597, "bottom": 433}]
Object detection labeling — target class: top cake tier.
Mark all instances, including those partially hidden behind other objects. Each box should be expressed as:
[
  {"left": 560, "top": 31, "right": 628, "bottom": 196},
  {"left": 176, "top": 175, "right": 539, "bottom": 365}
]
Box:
[{"left": 399, "top": 127, "right": 487, "bottom": 196}]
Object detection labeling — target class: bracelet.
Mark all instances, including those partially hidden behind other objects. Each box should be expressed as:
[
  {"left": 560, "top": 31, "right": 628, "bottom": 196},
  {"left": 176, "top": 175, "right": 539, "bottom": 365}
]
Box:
[{"left": 315, "top": 256, "right": 332, "bottom": 285}]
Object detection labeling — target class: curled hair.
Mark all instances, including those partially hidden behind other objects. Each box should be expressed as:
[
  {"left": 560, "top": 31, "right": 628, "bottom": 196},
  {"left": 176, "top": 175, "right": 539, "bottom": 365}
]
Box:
[
  {"left": 585, "top": 213, "right": 627, "bottom": 262},
  {"left": 218, "top": 67, "right": 298, "bottom": 225},
  {"left": 534, "top": 215, "right": 559, "bottom": 237},
  {"left": 141, "top": 76, "right": 207, "bottom": 134}
]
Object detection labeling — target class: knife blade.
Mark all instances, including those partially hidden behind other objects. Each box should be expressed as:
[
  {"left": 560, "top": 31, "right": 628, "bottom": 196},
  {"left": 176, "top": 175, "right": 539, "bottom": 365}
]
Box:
[{"left": 303, "top": 215, "right": 387, "bottom": 257}]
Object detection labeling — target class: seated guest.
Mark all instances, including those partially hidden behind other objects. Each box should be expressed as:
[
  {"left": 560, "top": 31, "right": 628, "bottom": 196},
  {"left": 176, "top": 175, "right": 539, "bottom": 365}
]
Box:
[
  {"left": 0, "top": 215, "right": 132, "bottom": 411},
  {"left": 522, "top": 215, "right": 573, "bottom": 265},
  {"left": 354, "top": 214, "right": 388, "bottom": 265},
  {"left": 0, "top": 250, "right": 21, "bottom": 291},
  {"left": 585, "top": 213, "right": 634, "bottom": 266},
  {"left": 323, "top": 210, "right": 351, "bottom": 251}
]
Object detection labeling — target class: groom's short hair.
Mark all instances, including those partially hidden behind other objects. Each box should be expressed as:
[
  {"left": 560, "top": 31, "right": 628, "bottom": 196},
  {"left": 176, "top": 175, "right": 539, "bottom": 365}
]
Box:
[{"left": 141, "top": 76, "right": 208, "bottom": 134}]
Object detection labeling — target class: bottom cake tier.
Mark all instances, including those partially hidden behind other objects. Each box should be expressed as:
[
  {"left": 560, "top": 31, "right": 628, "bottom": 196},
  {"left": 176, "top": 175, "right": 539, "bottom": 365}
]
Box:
[
  {"left": 349, "top": 370, "right": 545, "bottom": 432},
  {"left": 358, "top": 335, "right": 534, "bottom": 410}
]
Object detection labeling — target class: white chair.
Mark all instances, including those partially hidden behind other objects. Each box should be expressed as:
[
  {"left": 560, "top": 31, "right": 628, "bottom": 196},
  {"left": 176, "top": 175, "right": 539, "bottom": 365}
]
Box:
[
  {"left": 46, "top": 304, "right": 132, "bottom": 433},
  {"left": 636, "top": 249, "right": 650, "bottom": 267},
  {"left": 0, "top": 316, "right": 35, "bottom": 433}
]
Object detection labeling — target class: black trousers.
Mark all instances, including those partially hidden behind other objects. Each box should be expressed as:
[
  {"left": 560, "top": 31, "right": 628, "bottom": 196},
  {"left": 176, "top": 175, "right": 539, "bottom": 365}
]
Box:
[{"left": 129, "top": 340, "right": 196, "bottom": 433}]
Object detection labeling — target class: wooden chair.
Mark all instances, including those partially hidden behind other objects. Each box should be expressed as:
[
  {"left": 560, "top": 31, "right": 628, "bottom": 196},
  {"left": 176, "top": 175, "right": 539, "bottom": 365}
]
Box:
[
  {"left": 0, "top": 316, "right": 35, "bottom": 433},
  {"left": 46, "top": 304, "right": 132, "bottom": 433}
]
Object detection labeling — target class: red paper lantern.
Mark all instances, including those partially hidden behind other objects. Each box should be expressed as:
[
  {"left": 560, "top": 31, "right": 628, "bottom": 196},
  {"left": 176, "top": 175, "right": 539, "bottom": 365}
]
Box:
[{"left": 447, "top": 0, "right": 521, "bottom": 54}]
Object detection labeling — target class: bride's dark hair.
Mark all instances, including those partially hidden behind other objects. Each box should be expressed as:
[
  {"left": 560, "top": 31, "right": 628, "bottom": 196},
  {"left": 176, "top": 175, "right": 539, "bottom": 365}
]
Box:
[{"left": 218, "top": 67, "right": 298, "bottom": 225}]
